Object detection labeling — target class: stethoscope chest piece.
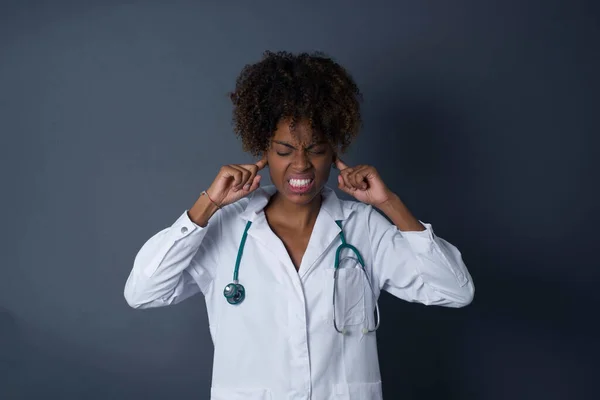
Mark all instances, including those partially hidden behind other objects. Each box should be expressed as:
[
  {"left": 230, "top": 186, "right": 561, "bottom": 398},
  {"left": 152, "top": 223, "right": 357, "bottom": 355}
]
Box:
[{"left": 224, "top": 282, "right": 245, "bottom": 305}]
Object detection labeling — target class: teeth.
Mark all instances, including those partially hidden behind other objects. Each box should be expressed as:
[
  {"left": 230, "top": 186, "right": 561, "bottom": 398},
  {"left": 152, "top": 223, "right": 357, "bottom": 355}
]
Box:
[{"left": 289, "top": 178, "right": 313, "bottom": 187}]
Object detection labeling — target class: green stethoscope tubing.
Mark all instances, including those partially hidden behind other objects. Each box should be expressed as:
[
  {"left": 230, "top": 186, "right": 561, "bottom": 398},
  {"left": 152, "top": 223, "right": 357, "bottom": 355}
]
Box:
[{"left": 223, "top": 220, "right": 381, "bottom": 333}]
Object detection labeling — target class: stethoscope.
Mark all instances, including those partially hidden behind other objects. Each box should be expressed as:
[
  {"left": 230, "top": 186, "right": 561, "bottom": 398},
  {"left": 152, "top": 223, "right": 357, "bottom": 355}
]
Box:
[{"left": 223, "top": 220, "right": 381, "bottom": 334}]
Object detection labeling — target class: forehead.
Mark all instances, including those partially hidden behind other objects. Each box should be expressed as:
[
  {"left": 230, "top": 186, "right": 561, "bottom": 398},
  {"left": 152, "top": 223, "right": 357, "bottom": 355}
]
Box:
[{"left": 272, "top": 118, "right": 324, "bottom": 145}]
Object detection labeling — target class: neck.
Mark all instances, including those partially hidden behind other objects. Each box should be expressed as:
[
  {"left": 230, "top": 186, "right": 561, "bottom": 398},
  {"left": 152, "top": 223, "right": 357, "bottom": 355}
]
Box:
[{"left": 266, "top": 191, "right": 322, "bottom": 230}]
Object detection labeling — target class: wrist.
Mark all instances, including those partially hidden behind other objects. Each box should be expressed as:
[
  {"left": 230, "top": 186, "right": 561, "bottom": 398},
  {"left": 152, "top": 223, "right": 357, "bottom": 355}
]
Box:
[
  {"left": 375, "top": 191, "right": 401, "bottom": 213},
  {"left": 188, "top": 193, "right": 219, "bottom": 227}
]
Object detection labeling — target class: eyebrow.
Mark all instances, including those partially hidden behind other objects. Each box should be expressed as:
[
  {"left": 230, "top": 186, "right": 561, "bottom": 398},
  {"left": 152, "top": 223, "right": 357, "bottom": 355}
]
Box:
[{"left": 272, "top": 140, "right": 327, "bottom": 150}]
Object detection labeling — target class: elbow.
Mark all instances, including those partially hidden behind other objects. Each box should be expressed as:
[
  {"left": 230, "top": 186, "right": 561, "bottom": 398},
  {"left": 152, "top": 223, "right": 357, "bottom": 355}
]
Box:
[
  {"left": 427, "top": 279, "right": 474, "bottom": 308},
  {"left": 123, "top": 275, "right": 176, "bottom": 309},
  {"left": 123, "top": 279, "right": 146, "bottom": 309},
  {"left": 124, "top": 292, "right": 142, "bottom": 309},
  {"left": 124, "top": 288, "right": 142, "bottom": 309},
  {"left": 453, "top": 280, "right": 475, "bottom": 308}
]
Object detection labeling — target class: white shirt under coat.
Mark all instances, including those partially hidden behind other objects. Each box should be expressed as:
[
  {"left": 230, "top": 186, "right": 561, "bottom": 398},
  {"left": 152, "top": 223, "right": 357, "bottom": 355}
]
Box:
[{"left": 124, "top": 185, "right": 475, "bottom": 400}]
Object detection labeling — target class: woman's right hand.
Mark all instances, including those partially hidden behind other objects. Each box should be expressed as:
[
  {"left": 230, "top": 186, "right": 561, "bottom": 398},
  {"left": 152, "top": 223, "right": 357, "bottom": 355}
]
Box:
[{"left": 205, "top": 156, "right": 268, "bottom": 208}]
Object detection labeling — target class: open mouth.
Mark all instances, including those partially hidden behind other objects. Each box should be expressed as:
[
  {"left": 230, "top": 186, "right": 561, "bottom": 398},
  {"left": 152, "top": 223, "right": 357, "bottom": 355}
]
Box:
[
  {"left": 288, "top": 178, "right": 314, "bottom": 188},
  {"left": 287, "top": 178, "right": 315, "bottom": 193}
]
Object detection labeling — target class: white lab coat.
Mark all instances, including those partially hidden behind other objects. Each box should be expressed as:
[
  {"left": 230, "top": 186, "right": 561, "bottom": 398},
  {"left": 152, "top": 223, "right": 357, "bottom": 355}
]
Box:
[{"left": 124, "top": 185, "right": 474, "bottom": 400}]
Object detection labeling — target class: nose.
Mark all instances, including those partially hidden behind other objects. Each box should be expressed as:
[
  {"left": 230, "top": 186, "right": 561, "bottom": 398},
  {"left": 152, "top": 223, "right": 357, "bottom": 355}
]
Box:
[{"left": 291, "top": 150, "right": 311, "bottom": 170}]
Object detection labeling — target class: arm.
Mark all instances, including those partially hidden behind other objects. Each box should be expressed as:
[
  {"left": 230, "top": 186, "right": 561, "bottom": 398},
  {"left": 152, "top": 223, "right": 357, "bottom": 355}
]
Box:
[
  {"left": 124, "top": 157, "right": 268, "bottom": 309},
  {"left": 123, "top": 194, "right": 220, "bottom": 309},
  {"left": 368, "top": 195, "right": 475, "bottom": 307}
]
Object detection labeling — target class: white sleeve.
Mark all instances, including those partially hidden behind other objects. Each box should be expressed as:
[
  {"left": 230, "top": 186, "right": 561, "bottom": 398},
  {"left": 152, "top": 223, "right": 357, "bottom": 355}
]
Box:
[
  {"left": 123, "top": 210, "right": 221, "bottom": 309},
  {"left": 366, "top": 206, "right": 474, "bottom": 307}
]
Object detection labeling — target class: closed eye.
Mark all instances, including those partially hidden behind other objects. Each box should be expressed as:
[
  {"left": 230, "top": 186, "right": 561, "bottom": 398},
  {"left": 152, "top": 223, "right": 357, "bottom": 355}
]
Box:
[{"left": 277, "top": 150, "right": 324, "bottom": 156}]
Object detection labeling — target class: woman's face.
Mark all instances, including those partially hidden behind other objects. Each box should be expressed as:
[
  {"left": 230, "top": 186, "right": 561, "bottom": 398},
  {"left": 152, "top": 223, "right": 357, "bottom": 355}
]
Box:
[{"left": 266, "top": 118, "right": 334, "bottom": 205}]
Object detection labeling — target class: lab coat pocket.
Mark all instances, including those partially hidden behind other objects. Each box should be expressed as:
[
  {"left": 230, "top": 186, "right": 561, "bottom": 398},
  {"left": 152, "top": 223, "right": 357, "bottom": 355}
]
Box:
[
  {"left": 333, "top": 381, "right": 383, "bottom": 399},
  {"left": 323, "top": 266, "right": 366, "bottom": 326},
  {"left": 210, "top": 386, "right": 272, "bottom": 400}
]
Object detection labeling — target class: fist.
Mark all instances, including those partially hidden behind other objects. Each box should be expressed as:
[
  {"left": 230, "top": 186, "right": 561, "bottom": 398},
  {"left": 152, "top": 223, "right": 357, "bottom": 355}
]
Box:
[
  {"left": 207, "top": 156, "right": 268, "bottom": 207},
  {"left": 334, "top": 157, "right": 393, "bottom": 206}
]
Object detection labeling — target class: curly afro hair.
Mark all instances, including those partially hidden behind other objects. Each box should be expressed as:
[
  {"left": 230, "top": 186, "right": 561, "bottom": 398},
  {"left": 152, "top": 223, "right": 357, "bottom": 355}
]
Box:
[{"left": 229, "top": 50, "right": 362, "bottom": 157}]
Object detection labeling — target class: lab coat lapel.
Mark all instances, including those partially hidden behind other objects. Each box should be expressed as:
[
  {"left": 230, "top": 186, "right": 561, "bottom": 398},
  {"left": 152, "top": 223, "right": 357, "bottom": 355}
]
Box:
[
  {"left": 239, "top": 186, "right": 296, "bottom": 274},
  {"left": 296, "top": 211, "right": 341, "bottom": 279},
  {"left": 297, "top": 187, "right": 351, "bottom": 279},
  {"left": 239, "top": 185, "right": 352, "bottom": 280},
  {"left": 247, "top": 212, "right": 296, "bottom": 273}
]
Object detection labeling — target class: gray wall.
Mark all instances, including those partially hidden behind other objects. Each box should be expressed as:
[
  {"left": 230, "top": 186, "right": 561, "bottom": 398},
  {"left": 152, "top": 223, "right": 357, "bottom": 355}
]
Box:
[{"left": 1, "top": 0, "right": 598, "bottom": 399}]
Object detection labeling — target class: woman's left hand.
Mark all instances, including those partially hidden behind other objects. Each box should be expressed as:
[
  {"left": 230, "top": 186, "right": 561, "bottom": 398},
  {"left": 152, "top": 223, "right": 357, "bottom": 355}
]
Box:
[{"left": 334, "top": 157, "right": 395, "bottom": 207}]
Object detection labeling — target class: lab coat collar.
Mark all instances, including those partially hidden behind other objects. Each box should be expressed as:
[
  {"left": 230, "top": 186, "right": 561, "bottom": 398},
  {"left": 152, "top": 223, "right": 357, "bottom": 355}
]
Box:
[{"left": 239, "top": 185, "right": 353, "bottom": 279}]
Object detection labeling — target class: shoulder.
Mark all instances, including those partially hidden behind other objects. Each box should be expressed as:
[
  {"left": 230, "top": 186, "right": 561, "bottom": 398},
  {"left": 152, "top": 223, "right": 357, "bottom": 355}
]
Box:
[
  {"left": 339, "top": 197, "right": 371, "bottom": 214},
  {"left": 338, "top": 199, "right": 372, "bottom": 226},
  {"left": 319, "top": 185, "right": 380, "bottom": 224},
  {"left": 212, "top": 185, "right": 268, "bottom": 227},
  {"left": 217, "top": 197, "right": 250, "bottom": 225},
  {"left": 336, "top": 196, "right": 393, "bottom": 235},
  {"left": 334, "top": 195, "right": 382, "bottom": 229}
]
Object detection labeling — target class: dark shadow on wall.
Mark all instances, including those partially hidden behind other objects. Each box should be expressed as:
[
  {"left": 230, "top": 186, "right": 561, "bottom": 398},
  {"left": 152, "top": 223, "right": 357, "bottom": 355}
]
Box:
[
  {"left": 0, "top": 307, "right": 22, "bottom": 397},
  {"left": 359, "top": 90, "right": 598, "bottom": 400},
  {"left": 375, "top": 251, "right": 598, "bottom": 400},
  {"left": 359, "top": 88, "right": 477, "bottom": 400}
]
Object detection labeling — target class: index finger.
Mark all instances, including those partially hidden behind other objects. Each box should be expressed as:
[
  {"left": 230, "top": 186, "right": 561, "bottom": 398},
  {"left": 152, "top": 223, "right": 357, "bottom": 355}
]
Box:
[
  {"left": 255, "top": 155, "right": 268, "bottom": 170},
  {"left": 334, "top": 157, "right": 349, "bottom": 170}
]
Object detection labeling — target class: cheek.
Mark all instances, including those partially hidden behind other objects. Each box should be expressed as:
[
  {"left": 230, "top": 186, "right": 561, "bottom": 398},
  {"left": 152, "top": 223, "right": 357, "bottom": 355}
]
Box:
[
  {"left": 314, "top": 160, "right": 333, "bottom": 179},
  {"left": 266, "top": 159, "right": 285, "bottom": 179}
]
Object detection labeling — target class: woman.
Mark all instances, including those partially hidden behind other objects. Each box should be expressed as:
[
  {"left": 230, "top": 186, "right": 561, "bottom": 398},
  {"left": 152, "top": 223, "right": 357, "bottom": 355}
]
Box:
[{"left": 124, "top": 51, "right": 474, "bottom": 400}]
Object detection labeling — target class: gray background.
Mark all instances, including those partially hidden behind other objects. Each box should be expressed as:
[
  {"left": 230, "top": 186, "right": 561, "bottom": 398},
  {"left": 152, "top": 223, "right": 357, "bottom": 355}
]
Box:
[{"left": 1, "top": 0, "right": 598, "bottom": 399}]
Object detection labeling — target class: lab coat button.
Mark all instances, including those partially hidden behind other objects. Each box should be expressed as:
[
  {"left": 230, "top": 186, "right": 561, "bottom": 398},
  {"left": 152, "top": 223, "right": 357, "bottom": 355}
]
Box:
[{"left": 180, "top": 226, "right": 188, "bottom": 234}]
